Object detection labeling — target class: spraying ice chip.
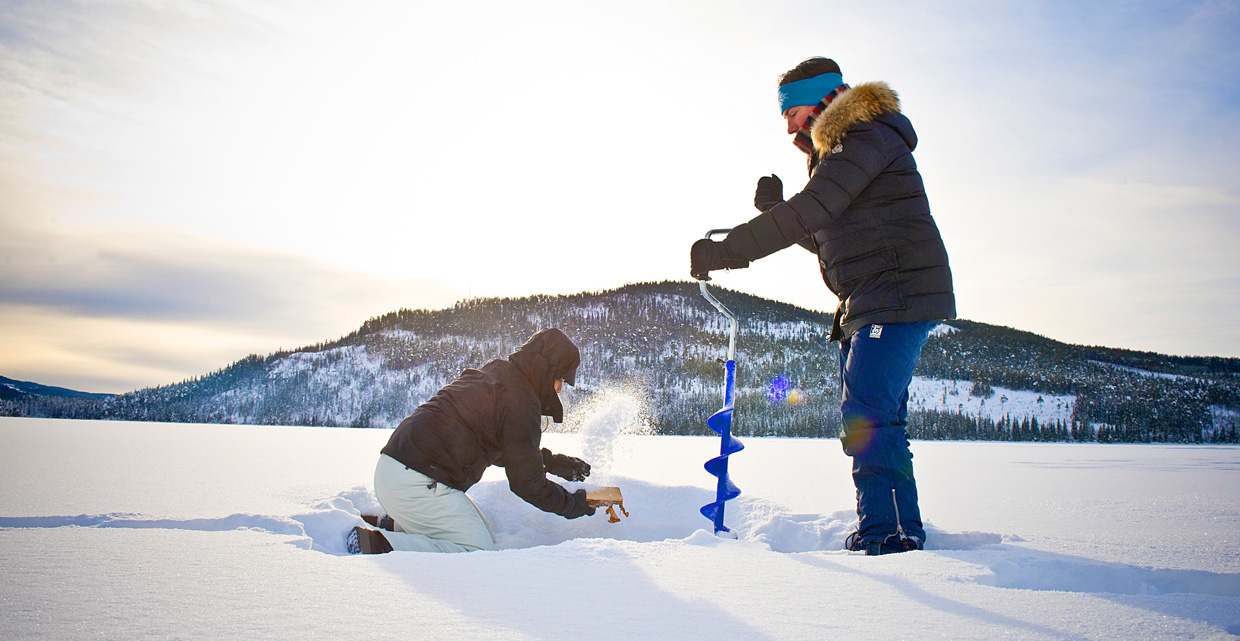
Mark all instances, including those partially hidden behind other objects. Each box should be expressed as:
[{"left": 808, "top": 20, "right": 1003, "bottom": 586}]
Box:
[{"left": 562, "top": 383, "right": 654, "bottom": 478}]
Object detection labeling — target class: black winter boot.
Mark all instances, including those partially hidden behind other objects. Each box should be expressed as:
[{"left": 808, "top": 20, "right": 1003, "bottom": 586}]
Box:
[
  {"left": 845, "top": 530, "right": 923, "bottom": 556},
  {"left": 347, "top": 526, "right": 393, "bottom": 554}
]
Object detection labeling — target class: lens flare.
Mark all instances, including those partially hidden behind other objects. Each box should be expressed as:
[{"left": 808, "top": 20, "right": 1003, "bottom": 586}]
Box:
[
  {"left": 768, "top": 375, "right": 804, "bottom": 404},
  {"left": 768, "top": 376, "right": 791, "bottom": 402}
]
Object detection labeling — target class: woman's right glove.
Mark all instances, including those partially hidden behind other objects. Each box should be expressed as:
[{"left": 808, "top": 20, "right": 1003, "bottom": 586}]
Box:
[
  {"left": 545, "top": 452, "right": 591, "bottom": 482},
  {"left": 754, "top": 174, "right": 784, "bottom": 211},
  {"left": 690, "top": 238, "right": 750, "bottom": 281}
]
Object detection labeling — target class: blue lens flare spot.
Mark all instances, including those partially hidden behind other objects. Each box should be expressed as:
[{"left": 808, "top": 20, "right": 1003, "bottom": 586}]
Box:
[
  {"left": 768, "top": 376, "right": 791, "bottom": 402},
  {"left": 768, "top": 375, "right": 806, "bottom": 405}
]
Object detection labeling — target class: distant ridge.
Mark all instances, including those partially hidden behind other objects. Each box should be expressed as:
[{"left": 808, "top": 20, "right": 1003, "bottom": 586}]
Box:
[
  {"left": 5, "top": 281, "right": 1238, "bottom": 443},
  {"left": 0, "top": 376, "right": 113, "bottom": 402}
]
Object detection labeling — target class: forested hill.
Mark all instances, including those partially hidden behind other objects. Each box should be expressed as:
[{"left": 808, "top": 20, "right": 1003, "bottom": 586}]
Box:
[
  {"left": 0, "top": 376, "right": 114, "bottom": 402},
  {"left": 7, "top": 281, "right": 1238, "bottom": 443}
]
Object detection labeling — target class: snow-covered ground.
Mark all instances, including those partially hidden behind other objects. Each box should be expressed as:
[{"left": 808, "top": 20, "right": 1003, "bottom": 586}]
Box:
[
  {"left": 2, "top": 411, "right": 1238, "bottom": 640},
  {"left": 1091, "top": 359, "right": 1194, "bottom": 381},
  {"left": 908, "top": 376, "right": 1076, "bottom": 424}
]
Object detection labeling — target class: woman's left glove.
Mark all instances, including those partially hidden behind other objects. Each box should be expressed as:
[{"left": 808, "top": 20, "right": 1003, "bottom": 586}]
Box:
[
  {"left": 754, "top": 174, "right": 784, "bottom": 211},
  {"left": 546, "top": 453, "right": 591, "bottom": 482}
]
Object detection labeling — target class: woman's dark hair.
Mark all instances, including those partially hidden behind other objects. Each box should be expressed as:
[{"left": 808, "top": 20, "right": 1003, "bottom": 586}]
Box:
[{"left": 779, "top": 57, "right": 842, "bottom": 86}]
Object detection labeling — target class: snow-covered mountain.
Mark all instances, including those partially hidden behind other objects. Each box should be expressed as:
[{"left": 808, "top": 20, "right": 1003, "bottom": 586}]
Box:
[
  {"left": 8, "top": 281, "right": 1239, "bottom": 442},
  {"left": 0, "top": 376, "right": 114, "bottom": 402}
]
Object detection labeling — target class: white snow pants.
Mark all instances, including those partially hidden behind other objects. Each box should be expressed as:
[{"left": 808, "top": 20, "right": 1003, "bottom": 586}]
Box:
[{"left": 372, "top": 454, "right": 497, "bottom": 553}]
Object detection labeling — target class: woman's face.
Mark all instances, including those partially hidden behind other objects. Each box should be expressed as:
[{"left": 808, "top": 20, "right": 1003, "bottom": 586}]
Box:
[{"left": 783, "top": 105, "right": 815, "bottom": 135}]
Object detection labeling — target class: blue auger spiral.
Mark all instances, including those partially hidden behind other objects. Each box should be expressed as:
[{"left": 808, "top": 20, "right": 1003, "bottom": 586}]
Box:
[{"left": 698, "top": 229, "right": 744, "bottom": 536}]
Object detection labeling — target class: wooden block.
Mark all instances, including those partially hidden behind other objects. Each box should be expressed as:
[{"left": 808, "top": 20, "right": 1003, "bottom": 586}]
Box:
[{"left": 585, "top": 486, "right": 623, "bottom": 507}]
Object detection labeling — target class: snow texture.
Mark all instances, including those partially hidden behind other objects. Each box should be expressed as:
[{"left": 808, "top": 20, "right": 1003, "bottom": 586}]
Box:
[
  {"left": 2, "top": 410, "right": 1238, "bottom": 640},
  {"left": 1091, "top": 359, "right": 1194, "bottom": 381},
  {"left": 908, "top": 376, "right": 1076, "bottom": 424}
]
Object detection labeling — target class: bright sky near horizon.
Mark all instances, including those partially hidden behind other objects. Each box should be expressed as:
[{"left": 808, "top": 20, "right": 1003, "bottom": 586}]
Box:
[{"left": 2, "top": 0, "right": 1238, "bottom": 394}]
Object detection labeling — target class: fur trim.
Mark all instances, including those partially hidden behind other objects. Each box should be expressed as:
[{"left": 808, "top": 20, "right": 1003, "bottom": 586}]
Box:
[{"left": 811, "top": 81, "right": 901, "bottom": 152}]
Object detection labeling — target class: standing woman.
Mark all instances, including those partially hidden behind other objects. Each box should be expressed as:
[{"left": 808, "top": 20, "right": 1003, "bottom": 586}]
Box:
[{"left": 690, "top": 57, "right": 955, "bottom": 555}]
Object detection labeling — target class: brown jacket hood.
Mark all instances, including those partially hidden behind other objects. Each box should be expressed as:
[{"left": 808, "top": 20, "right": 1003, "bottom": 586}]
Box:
[{"left": 508, "top": 328, "right": 580, "bottom": 423}]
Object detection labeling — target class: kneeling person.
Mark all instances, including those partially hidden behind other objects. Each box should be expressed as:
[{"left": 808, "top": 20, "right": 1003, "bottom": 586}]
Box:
[{"left": 350, "top": 328, "right": 595, "bottom": 554}]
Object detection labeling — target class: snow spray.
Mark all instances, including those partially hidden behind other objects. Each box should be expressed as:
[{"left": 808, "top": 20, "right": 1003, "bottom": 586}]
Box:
[{"left": 561, "top": 382, "right": 654, "bottom": 479}]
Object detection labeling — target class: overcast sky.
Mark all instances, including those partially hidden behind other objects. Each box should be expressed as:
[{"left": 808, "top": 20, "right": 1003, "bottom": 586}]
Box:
[{"left": 2, "top": 0, "right": 1238, "bottom": 393}]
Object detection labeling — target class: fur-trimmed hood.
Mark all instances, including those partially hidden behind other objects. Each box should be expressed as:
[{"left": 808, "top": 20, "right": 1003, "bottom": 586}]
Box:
[{"left": 811, "top": 81, "right": 912, "bottom": 153}]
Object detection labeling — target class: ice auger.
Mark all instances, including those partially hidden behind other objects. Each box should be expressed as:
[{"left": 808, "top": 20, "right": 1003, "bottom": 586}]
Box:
[{"left": 698, "top": 229, "right": 744, "bottom": 537}]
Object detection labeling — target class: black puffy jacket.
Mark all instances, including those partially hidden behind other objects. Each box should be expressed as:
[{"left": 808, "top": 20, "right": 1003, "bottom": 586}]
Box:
[
  {"left": 380, "top": 328, "right": 591, "bottom": 519},
  {"left": 724, "top": 81, "right": 956, "bottom": 341}
]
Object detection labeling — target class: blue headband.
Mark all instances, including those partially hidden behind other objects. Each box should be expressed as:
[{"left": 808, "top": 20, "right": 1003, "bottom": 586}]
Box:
[{"left": 777, "top": 73, "right": 844, "bottom": 114}]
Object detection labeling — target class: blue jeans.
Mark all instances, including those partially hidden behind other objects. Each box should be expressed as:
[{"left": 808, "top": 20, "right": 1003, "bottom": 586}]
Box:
[{"left": 838, "top": 321, "right": 935, "bottom": 544}]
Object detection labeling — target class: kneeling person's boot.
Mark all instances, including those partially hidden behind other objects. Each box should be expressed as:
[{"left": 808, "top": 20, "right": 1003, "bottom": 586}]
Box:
[{"left": 347, "top": 526, "right": 394, "bottom": 555}]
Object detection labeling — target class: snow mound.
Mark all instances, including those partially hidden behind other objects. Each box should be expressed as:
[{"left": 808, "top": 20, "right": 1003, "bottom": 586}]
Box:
[
  {"left": 0, "top": 482, "right": 1004, "bottom": 558},
  {"left": 313, "top": 481, "right": 998, "bottom": 556},
  {"left": 978, "top": 551, "right": 1240, "bottom": 597},
  {"left": 923, "top": 525, "right": 1004, "bottom": 550}
]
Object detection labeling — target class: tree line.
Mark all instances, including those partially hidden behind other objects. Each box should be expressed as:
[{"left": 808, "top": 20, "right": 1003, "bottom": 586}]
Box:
[{"left": 5, "top": 281, "right": 1238, "bottom": 443}]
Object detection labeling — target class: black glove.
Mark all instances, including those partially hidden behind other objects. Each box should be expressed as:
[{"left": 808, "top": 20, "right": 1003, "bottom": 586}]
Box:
[
  {"left": 568, "top": 489, "right": 597, "bottom": 519},
  {"left": 754, "top": 174, "right": 784, "bottom": 212},
  {"left": 690, "top": 238, "right": 750, "bottom": 281},
  {"left": 545, "top": 453, "right": 591, "bottom": 482}
]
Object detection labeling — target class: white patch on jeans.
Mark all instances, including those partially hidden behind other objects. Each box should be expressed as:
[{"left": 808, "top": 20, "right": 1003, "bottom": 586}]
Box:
[{"left": 869, "top": 324, "right": 884, "bottom": 339}]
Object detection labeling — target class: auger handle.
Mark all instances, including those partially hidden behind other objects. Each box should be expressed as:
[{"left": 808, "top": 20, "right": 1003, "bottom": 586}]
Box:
[{"left": 699, "top": 229, "right": 738, "bottom": 362}]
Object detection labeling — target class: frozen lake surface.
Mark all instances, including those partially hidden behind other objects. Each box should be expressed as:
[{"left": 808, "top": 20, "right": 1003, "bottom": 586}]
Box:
[{"left": 1, "top": 416, "right": 1238, "bottom": 640}]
